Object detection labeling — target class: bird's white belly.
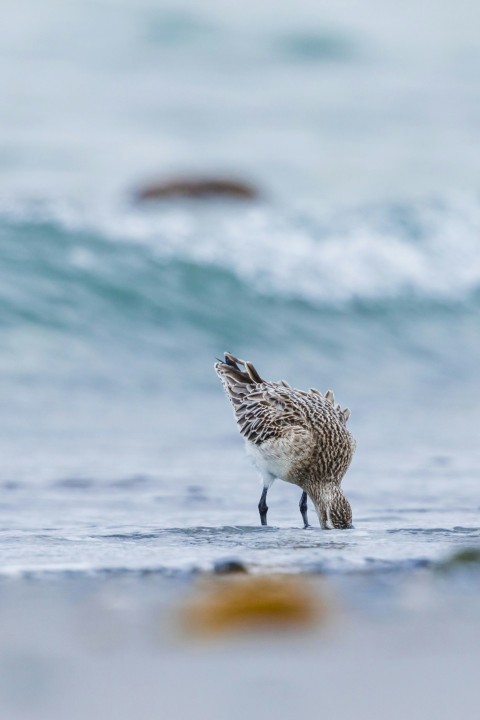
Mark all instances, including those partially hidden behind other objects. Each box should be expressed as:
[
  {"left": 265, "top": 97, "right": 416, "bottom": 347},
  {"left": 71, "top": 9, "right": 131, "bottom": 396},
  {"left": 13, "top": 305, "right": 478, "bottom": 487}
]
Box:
[{"left": 245, "top": 438, "right": 298, "bottom": 484}]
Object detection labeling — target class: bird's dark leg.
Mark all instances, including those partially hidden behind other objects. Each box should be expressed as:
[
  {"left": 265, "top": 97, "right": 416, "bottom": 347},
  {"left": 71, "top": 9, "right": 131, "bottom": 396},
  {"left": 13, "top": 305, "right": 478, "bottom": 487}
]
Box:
[
  {"left": 258, "top": 486, "right": 269, "bottom": 526},
  {"left": 299, "top": 491, "right": 310, "bottom": 528}
]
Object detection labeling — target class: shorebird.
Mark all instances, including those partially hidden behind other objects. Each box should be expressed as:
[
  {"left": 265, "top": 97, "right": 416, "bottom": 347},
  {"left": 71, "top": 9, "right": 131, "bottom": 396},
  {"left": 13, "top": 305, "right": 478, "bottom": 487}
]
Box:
[{"left": 215, "top": 353, "right": 355, "bottom": 529}]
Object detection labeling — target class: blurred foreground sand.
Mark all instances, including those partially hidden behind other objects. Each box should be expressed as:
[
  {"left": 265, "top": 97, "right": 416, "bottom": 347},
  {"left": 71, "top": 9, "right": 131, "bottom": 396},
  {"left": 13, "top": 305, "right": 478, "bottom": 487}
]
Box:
[{"left": 0, "top": 566, "right": 478, "bottom": 720}]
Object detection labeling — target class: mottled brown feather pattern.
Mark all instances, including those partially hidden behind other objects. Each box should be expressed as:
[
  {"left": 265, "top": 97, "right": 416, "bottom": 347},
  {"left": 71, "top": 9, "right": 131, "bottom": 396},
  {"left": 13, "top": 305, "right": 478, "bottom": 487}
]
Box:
[{"left": 214, "top": 353, "right": 356, "bottom": 529}]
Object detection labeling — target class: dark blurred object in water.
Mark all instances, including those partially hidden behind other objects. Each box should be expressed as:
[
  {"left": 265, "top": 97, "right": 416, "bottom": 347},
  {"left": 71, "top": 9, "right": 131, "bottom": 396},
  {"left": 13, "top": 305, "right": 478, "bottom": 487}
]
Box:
[
  {"left": 213, "top": 559, "right": 248, "bottom": 575},
  {"left": 438, "top": 548, "right": 480, "bottom": 571},
  {"left": 134, "top": 176, "right": 259, "bottom": 202}
]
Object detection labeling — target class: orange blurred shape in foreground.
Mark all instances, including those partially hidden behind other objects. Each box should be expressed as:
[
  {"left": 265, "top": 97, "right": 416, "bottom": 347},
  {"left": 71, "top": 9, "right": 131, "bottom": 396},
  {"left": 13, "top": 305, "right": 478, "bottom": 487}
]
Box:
[{"left": 181, "top": 575, "right": 327, "bottom": 637}]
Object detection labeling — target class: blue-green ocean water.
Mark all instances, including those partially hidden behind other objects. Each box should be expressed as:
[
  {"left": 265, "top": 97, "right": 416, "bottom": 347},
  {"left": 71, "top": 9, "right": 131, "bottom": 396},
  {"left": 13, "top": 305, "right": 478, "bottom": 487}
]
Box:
[{"left": 1, "top": 0, "right": 480, "bottom": 575}]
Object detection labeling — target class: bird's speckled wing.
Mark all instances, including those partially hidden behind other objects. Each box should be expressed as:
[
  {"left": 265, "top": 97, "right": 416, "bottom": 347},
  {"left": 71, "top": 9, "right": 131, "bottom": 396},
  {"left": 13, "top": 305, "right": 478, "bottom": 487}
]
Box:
[{"left": 214, "top": 353, "right": 350, "bottom": 446}]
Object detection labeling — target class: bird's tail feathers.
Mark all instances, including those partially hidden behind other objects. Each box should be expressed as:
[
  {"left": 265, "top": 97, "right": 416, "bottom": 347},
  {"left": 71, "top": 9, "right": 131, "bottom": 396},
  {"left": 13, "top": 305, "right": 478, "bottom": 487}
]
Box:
[{"left": 214, "top": 352, "right": 264, "bottom": 386}]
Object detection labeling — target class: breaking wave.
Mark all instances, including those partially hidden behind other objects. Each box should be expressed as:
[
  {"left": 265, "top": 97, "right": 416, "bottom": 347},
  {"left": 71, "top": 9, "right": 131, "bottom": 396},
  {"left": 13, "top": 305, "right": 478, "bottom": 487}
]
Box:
[{"left": 1, "top": 195, "right": 480, "bottom": 331}]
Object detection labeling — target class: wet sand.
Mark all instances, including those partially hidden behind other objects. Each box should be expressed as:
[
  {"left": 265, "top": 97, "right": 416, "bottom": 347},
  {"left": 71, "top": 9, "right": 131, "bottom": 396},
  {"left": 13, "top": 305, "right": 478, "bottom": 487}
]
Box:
[{"left": 0, "top": 566, "right": 478, "bottom": 720}]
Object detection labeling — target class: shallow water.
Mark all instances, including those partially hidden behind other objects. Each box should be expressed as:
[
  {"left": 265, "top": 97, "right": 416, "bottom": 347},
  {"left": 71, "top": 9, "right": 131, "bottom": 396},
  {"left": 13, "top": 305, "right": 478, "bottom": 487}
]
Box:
[
  {"left": 1, "top": 0, "right": 480, "bottom": 580},
  {"left": 0, "top": 442, "right": 478, "bottom": 576}
]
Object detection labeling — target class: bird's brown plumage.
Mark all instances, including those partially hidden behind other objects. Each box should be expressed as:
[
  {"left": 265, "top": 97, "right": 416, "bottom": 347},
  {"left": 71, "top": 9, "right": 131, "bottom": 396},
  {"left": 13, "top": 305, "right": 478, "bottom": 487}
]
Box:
[{"left": 215, "top": 353, "right": 355, "bottom": 529}]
